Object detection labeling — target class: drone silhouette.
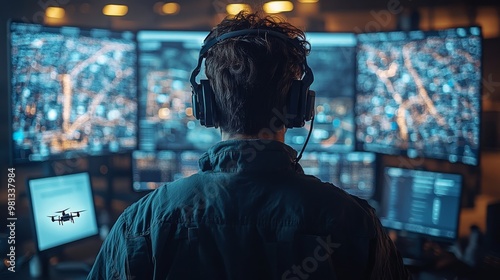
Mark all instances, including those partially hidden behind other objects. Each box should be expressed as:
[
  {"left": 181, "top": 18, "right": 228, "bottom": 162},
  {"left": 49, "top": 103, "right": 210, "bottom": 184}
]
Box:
[{"left": 47, "top": 208, "right": 86, "bottom": 225}]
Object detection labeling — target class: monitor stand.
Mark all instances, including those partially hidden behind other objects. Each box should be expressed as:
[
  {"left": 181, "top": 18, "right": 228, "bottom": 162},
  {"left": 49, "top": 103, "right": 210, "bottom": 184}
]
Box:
[
  {"left": 53, "top": 261, "right": 91, "bottom": 273},
  {"left": 29, "top": 253, "right": 91, "bottom": 279}
]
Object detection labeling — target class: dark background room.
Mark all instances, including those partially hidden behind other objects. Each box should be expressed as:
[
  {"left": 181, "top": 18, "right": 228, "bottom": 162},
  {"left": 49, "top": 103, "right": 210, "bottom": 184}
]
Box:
[{"left": 2, "top": 0, "right": 500, "bottom": 279}]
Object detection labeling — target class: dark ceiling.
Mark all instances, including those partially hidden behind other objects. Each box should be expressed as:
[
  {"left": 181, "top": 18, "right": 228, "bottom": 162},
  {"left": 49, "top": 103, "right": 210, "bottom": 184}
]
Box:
[
  {"left": 8, "top": 0, "right": 500, "bottom": 12},
  {"left": 6, "top": 0, "right": 500, "bottom": 31}
]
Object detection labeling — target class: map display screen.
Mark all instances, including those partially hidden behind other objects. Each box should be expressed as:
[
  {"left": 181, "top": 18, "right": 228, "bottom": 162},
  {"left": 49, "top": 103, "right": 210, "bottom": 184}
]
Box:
[
  {"left": 137, "top": 31, "right": 358, "bottom": 153},
  {"left": 355, "top": 27, "right": 482, "bottom": 165},
  {"left": 10, "top": 22, "right": 138, "bottom": 163},
  {"left": 137, "top": 31, "right": 220, "bottom": 151}
]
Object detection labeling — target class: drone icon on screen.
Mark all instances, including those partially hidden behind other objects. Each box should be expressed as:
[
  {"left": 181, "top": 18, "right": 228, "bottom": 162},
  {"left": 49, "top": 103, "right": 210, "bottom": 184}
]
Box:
[{"left": 47, "top": 208, "right": 86, "bottom": 225}]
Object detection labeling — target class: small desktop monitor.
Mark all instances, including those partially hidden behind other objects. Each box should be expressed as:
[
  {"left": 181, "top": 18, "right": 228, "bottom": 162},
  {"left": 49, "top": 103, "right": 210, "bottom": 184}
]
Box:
[
  {"left": 379, "top": 167, "right": 463, "bottom": 241},
  {"left": 9, "top": 21, "right": 138, "bottom": 163},
  {"left": 355, "top": 27, "right": 482, "bottom": 166},
  {"left": 137, "top": 31, "right": 220, "bottom": 152},
  {"left": 301, "top": 152, "right": 341, "bottom": 187},
  {"left": 177, "top": 150, "right": 203, "bottom": 179},
  {"left": 299, "top": 151, "right": 376, "bottom": 200},
  {"left": 27, "top": 172, "right": 99, "bottom": 253},
  {"left": 131, "top": 150, "right": 177, "bottom": 191},
  {"left": 131, "top": 150, "right": 203, "bottom": 191},
  {"left": 338, "top": 152, "right": 377, "bottom": 200},
  {"left": 286, "top": 32, "right": 357, "bottom": 152}
]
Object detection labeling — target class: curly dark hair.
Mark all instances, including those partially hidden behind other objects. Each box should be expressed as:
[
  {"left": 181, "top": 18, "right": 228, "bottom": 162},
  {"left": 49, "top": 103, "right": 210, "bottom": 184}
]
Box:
[{"left": 204, "top": 11, "right": 311, "bottom": 136}]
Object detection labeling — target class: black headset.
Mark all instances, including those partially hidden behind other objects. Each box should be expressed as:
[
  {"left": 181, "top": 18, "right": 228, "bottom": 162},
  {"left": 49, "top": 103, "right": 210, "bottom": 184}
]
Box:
[{"left": 189, "top": 29, "right": 315, "bottom": 128}]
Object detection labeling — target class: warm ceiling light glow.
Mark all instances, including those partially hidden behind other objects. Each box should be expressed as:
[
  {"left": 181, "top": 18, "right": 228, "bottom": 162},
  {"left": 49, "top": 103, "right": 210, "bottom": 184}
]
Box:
[
  {"left": 298, "top": 0, "right": 319, "bottom": 3},
  {"left": 158, "top": 108, "right": 171, "bottom": 119},
  {"left": 226, "top": 4, "right": 251, "bottom": 15},
  {"left": 46, "top": 7, "right": 65, "bottom": 19},
  {"left": 185, "top": 107, "right": 193, "bottom": 117},
  {"left": 162, "top": 2, "right": 180, "bottom": 15},
  {"left": 263, "top": 1, "right": 293, "bottom": 14},
  {"left": 102, "top": 4, "right": 128, "bottom": 17}
]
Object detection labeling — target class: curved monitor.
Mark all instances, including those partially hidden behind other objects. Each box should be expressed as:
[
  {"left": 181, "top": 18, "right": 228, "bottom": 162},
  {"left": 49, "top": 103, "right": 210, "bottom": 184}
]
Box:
[
  {"left": 9, "top": 21, "right": 138, "bottom": 163},
  {"left": 137, "top": 30, "right": 220, "bottom": 152},
  {"left": 136, "top": 31, "right": 358, "bottom": 153},
  {"left": 27, "top": 172, "right": 99, "bottom": 252},
  {"left": 355, "top": 27, "right": 482, "bottom": 166}
]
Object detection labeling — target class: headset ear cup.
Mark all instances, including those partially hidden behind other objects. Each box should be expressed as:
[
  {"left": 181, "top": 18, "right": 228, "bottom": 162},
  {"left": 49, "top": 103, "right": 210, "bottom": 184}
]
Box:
[
  {"left": 287, "top": 80, "right": 314, "bottom": 128},
  {"left": 305, "top": 90, "right": 316, "bottom": 121},
  {"left": 200, "top": 80, "right": 218, "bottom": 128},
  {"left": 286, "top": 80, "right": 301, "bottom": 128},
  {"left": 197, "top": 84, "right": 207, "bottom": 125},
  {"left": 191, "top": 90, "right": 200, "bottom": 121}
]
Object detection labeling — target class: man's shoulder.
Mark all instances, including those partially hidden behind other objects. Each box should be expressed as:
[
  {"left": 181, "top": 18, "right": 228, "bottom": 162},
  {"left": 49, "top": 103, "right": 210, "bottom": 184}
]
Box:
[
  {"left": 298, "top": 175, "right": 374, "bottom": 210},
  {"left": 119, "top": 175, "right": 203, "bottom": 232},
  {"left": 304, "top": 178, "right": 378, "bottom": 235}
]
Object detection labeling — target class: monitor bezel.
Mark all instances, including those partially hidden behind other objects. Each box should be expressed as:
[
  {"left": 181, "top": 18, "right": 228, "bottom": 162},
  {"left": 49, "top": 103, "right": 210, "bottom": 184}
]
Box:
[
  {"left": 354, "top": 26, "right": 483, "bottom": 167},
  {"left": 379, "top": 166, "right": 464, "bottom": 242},
  {"left": 26, "top": 171, "right": 100, "bottom": 255},
  {"left": 8, "top": 19, "right": 140, "bottom": 165}
]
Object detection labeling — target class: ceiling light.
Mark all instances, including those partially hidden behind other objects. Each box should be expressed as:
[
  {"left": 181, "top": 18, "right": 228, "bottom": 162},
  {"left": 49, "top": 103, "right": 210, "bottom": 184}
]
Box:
[
  {"left": 162, "top": 2, "right": 180, "bottom": 15},
  {"left": 46, "top": 7, "right": 65, "bottom": 19},
  {"left": 102, "top": 4, "right": 128, "bottom": 17},
  {"left": 226, "top": 4, "right": 251, "bottom": 15},
  {"left": 298, "top": 0, "right": 319, "bottom": 3}
]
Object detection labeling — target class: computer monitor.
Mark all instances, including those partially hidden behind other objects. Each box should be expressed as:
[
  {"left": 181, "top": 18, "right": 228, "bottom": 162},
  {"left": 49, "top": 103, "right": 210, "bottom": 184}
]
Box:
[
  {"left": 131, "top": 150, "right": 177, "bottom": 191},
  {"left": 285, "top": 32, "right": 357, "bottom": 152},
  {"left": 355, "top": 27, "right": 482, "bottom": 166},
  {"left": 299, "top": 151, "right": 376, "bottom": 200},
  {"left": 338, "top": 152, "right": 377, "bottom": 199},
  {"left": 300, "top": 152, "right": 341, "bottom": 187},
  {"left": 27, "top": 172, "right": 99, "bottom": 253},
  {"left": 137, "top": 30, "right": 220, "bottom": 151},
  {"left": 177, "top": 150, "right": 203, "bottom": 179},
  {"left": 137, "top": 31, "right": 357, "bottom": 153},
  {"left": 9, "top": 21, "right": 138, "bottom": 163},
  {"left": 131, "top": 150, "right": 203, "bottom": 191},
  {"left": 379, "top": 167, "right": 463, "bottom": 241}
]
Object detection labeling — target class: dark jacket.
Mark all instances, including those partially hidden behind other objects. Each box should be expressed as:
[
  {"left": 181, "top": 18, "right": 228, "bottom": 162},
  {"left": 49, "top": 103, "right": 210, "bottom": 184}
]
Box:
[{"left": 87, "top": 140, "right": 410, "bottom": 280}]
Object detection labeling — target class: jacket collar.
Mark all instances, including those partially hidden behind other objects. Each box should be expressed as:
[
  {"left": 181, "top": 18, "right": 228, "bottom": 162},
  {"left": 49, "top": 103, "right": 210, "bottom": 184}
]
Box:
[{"left": 199, "top": 139, "right": 303, "bottom": 173}]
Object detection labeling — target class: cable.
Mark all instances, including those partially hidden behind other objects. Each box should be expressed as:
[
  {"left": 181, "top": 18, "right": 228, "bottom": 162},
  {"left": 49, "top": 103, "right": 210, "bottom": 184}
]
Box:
[{"left": 294, "top": 115, "right": 315, "bottom": 166}]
